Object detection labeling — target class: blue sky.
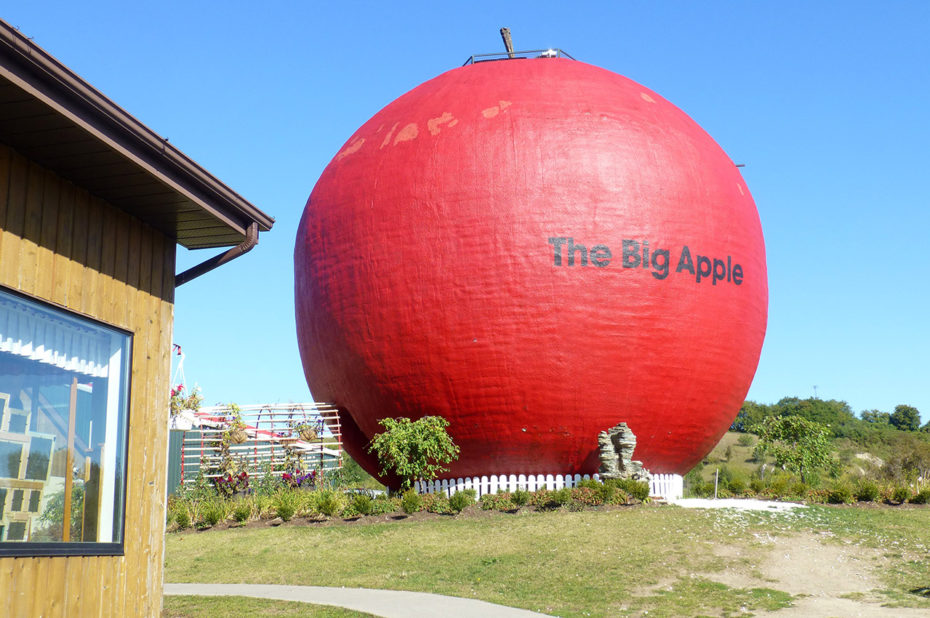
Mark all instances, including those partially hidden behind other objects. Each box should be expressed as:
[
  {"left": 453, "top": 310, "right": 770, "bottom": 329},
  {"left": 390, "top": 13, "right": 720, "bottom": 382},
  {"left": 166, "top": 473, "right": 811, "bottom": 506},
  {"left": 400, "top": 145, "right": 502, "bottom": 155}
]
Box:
[{"left": 6, "top": 2, "right": 928, "bottom": 423}]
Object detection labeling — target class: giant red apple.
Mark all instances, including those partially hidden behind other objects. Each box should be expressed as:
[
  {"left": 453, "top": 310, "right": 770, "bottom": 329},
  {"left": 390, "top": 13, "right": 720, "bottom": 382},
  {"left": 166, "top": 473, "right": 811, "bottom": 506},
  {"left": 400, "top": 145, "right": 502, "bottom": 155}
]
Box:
[{"left": 295, "top": 57, "right": 766, "bottom": 482}]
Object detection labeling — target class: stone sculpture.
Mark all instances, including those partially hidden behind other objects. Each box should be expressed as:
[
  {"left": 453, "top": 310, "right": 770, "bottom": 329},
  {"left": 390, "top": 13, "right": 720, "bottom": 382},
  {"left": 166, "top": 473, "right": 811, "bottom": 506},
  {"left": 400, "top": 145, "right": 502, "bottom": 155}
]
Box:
[{"left": 598, "top": 423, "right": 652, "bottom": 482}]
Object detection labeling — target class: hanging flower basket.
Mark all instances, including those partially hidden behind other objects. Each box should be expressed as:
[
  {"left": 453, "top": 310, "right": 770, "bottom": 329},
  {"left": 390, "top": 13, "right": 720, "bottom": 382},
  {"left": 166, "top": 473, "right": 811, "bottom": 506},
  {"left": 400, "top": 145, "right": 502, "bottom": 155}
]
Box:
[
  {"left": 298, "top": 426, "right": 318, "bottom": 442},
  {"left": 227, "top": 427, "right": 248, "bottom": 444}
]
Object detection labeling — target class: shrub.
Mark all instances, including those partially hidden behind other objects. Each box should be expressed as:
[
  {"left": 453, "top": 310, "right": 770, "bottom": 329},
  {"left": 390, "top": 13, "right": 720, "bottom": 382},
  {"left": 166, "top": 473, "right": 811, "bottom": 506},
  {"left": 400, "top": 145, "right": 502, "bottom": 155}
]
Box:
[
  {"left": 528, "top": 489, "right": 553, "bottom": 508},
  {"left": 351, "top": 493, "right": 373, "bottom": 516},
  {"left": 805, "top": 488, "right": 829, "bottom": 503},
  {"left": 790, "top": 481, "right": 810, "bottom": 499},
  {"left": 369, "top": 495, "right": 400, "bottom": 515},
  {"left": 297, "top": 490, "right": 319, "bottom": 517},
  {"left": 911, "top": 489, "right": 930, "bottom": 504},
  {"left": 449, "top": 489, "right": 476, "bottom": 513},
  {"left": 200, "top": 498, "right": 227, "bottom": 527},
  {"left": 613, "top": 479, "right": 649, "bottom": 502},
  {"left": 570, "top": 486, "right": 602, "bottom": 507},
  {"left": 695, "top": 481, "right": 716, "bottom": 498},
  {"left": 511, "top": 488, "right": 530, "bottom": 507},
  {"left": 683, "top": 467, "right": 705, "bottom": 497},
  {"left": 737, "top": 434, "right": 756, "bottom": 447},
  {"left": 552, "top": 487, "right": 573, "bottom": 506},
  {"left": 174, "top": 507, "right": 191, "bottom": 530},
  {"left": 891, "top": 486, "right": 912, "bottom": 504},
  {"left": 232, "top": 499, "right": 252, "bottom": 523},
  {"left": 826, "top": 483, "right": 853, "bottom": 504},
  {"left": 481, "top": 492, "right": 516, "bottom": 511},
  {"left": 253, "top": 494, "right": 275, "bottom": 519},
  {"left": 768, "top": 476, "right": 791, "bottom": 498},
  {"left": 317, "top": 490, "right": 345, "bottom": 517},
  {"left": 727, "top": 476, "right": 747, "bottom": 495},
  {"left": 274, "top": 490, "right": 300, "bottom": 521},
  {"left": 596, "top": 483, "right": 618, "bottom": 504},
  {"left": 854, "top": 480, "right": 880, "bottom": 502},
  {"left": 749, "top": 478, "right": 765, "bottom": 494},
  {"left": 421, "top": 493, "right": 450, "bottom": 514},
  {"left": 577, "top": 478, "right": 601, "bottom": 490},
  {"left": 479, "top": 493, "right": 499, "bottom": 510},
  {"left": 400, "top": 489, "right": 423, "bottom": 514}
]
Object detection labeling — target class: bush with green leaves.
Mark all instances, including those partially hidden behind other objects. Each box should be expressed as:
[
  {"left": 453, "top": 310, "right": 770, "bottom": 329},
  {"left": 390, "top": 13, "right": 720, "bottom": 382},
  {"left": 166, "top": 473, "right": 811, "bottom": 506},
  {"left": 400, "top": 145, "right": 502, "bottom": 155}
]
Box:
[
  {"left": 826, "top": 483, "right": 853, "bottom": 504},
  {"left": 854, "top": 479, "right": 880, "bottom": 502},
  {"left": 421, "top": 492, "right": 450, "bottom": 514},
  {"left": 607, "top": 479, "right": 650, "bottom": 502},
  {"left": 737, "top": 433, "right": 756, "bottom": 447},
  {"left": 727, "top": 476, "right": 747, "bottom": 495},
  {"left": 552, "top": 487, "right": 573, "bottom": 506},
  {"left": 595, "top": 482, "right": 629, "bottom": 505},
  {"left": 577, "top": 478, "right": 601, "bottom": 490},
  {"left": 790, "top": 481, "right": 810, "bottom": 499},
  {"left": 400, "top": 489, "right": 423, "bottom": 514},
  {"left": 480, "top": 492, "right": 515, "bottom": 511},
  {"left": 891, "top": 486, "right": 912, "bottom": 504},
  {"left": 369, "top": 495, "right": 400, "bottom": 515},
  {"left": 199, "top": 498, "right": 228, "bottom": 527},
  {"left": 570, "top": 486, "right": 602, "bottom": 507},
  {"left": 351, "top": 493, "right": 373, "bottom": 516},
  {"left": 316, "top": 490, "right": 345, "bottom": 517},
  {"left": 511, "top": 488, "right": 530, "bottom": 506},
  {"left": 253, "top": 494, "right": 275, "bottom": 519},
  {"left": 232, "top": 498, "right": 252, "bottom": 523},
  {"left": 368, "top": 416, "right": 460, "bottom": 490},
  {"left": 174, "top": 507, "right": 191, "bottom": 530},
  {"left": 911, "top": 488, "right": 930, "bottom": 504},
  {"left": 273, "top": 490, "right": 300, "bottom": 521},
  {"left": 449, "top": 489, "right": 476, "bottom": 513},
  {"left": 683, "top": 467, "right": 705, "bottom": 497}
]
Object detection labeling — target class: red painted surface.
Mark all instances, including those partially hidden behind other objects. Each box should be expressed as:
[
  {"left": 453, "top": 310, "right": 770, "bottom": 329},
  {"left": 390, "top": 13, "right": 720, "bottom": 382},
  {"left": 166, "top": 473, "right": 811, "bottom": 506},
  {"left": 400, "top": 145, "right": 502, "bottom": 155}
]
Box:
[{"left": 295, "top": 58, "right": 767, "bottom": 481}]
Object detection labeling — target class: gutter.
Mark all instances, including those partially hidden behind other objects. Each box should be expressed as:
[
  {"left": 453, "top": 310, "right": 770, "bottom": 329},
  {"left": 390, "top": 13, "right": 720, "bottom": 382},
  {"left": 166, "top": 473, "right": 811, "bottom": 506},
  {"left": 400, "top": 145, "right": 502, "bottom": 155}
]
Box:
[{"left": 175, "top": 222, "right": 259, "bottom": 286}]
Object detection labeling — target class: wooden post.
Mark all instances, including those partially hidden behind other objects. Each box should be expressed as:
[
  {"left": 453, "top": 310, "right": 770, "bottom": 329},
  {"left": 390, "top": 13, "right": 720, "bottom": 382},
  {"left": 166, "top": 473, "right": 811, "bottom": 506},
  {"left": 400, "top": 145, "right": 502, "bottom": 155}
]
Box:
[{"left": 62, "top": 376, "right": 78, "bottom": 541}]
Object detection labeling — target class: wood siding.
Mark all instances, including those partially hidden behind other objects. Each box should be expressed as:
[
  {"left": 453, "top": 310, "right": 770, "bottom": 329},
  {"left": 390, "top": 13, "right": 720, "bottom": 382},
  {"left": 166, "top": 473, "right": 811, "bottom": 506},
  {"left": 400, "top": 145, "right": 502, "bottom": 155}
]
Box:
[{"left": 0, "top": 142, "right": 175, "bottom": 617}]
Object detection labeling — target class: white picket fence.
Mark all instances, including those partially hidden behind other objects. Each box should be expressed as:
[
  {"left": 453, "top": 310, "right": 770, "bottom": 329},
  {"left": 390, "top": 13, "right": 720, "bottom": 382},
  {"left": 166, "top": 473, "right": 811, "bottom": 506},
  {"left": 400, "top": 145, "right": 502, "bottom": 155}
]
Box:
[{"left": 415, "top": 473, "right": 683, "bottom": 501}]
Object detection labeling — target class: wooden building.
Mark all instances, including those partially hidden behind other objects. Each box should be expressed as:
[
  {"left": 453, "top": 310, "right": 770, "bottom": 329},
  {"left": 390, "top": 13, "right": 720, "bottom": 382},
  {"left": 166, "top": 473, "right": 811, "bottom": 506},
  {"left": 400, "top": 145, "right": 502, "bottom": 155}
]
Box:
[{"left": 0, "top": 21, "right": 273, "bottom": 616}]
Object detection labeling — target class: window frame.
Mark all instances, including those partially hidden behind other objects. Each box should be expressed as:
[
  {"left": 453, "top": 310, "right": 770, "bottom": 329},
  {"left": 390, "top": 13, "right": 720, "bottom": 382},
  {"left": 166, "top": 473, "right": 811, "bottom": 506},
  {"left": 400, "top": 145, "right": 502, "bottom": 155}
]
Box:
[{"left": 0, "top": 286, "right": 132, "bottom": 558}]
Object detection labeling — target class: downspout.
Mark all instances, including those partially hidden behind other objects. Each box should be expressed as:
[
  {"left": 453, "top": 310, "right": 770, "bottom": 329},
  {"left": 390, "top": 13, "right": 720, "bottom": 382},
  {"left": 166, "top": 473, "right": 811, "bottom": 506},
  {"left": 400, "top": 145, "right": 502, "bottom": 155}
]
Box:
[{"left": 175, "top": 222, "right": 259, "bottom": 287}]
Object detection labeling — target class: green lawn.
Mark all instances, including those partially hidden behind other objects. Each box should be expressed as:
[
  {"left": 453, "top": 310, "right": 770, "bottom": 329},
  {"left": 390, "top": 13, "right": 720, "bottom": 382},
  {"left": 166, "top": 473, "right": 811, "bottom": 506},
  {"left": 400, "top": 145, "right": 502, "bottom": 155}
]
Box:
[{"left": 164, "top": 504, "right": 930, "bottom": 617}]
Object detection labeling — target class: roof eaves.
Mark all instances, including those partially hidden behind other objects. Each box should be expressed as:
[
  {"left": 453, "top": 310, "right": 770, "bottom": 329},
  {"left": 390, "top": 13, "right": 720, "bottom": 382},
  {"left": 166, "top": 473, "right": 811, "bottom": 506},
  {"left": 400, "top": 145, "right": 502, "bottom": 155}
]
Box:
[{"left": 0, "top": 20, "right": 274, "bottom": 245}]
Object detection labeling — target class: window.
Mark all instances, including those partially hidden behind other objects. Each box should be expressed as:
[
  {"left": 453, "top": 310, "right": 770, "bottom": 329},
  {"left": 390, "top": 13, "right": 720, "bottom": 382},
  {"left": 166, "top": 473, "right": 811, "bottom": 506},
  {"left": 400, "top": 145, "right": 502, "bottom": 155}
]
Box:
[{"left": 0, "top": 288, "right": 131, "bottom": 556}]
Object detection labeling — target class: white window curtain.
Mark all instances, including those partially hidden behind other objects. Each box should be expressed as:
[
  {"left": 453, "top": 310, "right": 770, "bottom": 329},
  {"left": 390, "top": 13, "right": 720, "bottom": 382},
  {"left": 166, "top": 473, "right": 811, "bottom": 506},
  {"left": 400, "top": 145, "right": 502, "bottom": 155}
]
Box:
[{"left": 0, "top": 295, "right": 110, "bottom": 378}]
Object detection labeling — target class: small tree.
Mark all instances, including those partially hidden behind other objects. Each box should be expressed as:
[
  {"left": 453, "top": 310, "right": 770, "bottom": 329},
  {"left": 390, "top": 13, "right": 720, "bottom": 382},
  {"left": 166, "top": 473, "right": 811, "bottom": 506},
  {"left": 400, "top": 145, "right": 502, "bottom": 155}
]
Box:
[
  {"left": 890, "top": 404, "right": 921, "bottom": 432},
  {"left": 368, "top": 416, "right": 460, "bottom": 491},
  {"left": 753, "top": 415, "right": 833, "bottom": 483}
]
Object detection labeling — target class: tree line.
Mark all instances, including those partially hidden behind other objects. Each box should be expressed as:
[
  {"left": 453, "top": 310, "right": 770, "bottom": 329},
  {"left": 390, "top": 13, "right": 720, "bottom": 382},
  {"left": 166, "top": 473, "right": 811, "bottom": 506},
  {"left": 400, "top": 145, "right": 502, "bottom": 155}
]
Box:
[{"left": 732, "top": 397, "right": 928, "bottom": 436}]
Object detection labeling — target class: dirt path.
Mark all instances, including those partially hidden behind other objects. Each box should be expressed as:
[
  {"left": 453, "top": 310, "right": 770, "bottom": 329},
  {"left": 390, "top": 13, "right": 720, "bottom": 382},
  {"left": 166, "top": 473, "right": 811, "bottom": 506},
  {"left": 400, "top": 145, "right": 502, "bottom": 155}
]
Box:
[{"left": 709, "top": 531, "right": 926, "bottom": 617}]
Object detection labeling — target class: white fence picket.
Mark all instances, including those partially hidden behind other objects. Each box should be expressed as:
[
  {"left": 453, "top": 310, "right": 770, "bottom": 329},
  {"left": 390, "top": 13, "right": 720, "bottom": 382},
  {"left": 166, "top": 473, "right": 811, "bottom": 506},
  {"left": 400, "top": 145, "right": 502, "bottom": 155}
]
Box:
[{"left": 415, "top": 472, "right": 682, "bottom": 500}]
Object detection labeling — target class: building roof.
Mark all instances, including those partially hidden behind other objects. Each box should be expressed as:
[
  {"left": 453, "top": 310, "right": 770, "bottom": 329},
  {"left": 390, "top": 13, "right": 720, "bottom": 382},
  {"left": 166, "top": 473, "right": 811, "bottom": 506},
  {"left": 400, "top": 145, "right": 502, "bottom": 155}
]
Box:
[{"left": 0, "top": 20, "right": 274, "bottom": 249}]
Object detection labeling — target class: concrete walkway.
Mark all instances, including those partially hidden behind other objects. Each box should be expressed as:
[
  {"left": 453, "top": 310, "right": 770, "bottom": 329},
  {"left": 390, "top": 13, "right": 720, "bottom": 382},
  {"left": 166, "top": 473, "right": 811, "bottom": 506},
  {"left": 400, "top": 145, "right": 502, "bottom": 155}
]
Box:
[{"left": 164, "top": 583, "right": 550, "bottom": 617}]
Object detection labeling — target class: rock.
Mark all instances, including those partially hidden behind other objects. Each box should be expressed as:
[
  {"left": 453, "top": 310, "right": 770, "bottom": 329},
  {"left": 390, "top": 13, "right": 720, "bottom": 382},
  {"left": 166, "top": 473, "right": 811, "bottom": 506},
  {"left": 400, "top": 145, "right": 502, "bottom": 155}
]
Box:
[
  {"left": 597, "top": 422, "right": 652, "bottom": 482},
  {"left": 268, "top": 517, "right": 284, "bottom": 526}
]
